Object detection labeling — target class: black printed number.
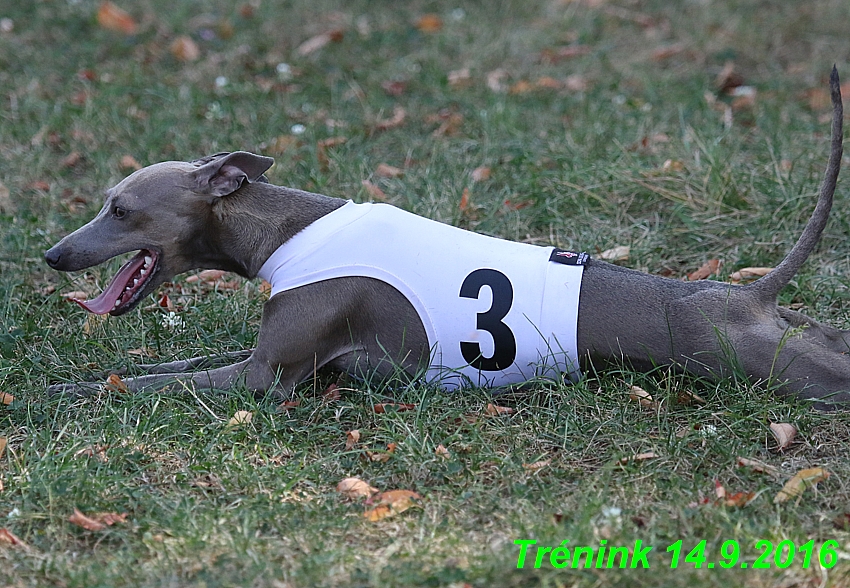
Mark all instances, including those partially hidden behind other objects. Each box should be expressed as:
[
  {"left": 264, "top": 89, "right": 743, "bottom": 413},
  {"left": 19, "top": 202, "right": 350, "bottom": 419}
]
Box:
[{"left": 459, "top": 269, "right": 517, "bottom": 371}]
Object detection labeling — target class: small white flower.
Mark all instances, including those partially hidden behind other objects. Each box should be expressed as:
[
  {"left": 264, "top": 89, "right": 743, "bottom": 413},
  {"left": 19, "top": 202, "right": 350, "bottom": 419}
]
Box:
[
  {"left": 7, "top": 507, "right": 20, "bottom": 519},
  {"left": 698, "top": 424, "right": 718, "bottom": 438},
  {"left": 161, "top": 312, "right": 184, "bottom": 329},
  {"left": 276, "top": 62, "right": 292, "bottom": 80},
  {"left": 215, "top": 76, "right": 228, "bottom": 88},
  {"left": 290, "top": 124, "right": 306, "bottom": 135},
  {"left": 450, "top": 8, "right": 465, "bottom": 21}
]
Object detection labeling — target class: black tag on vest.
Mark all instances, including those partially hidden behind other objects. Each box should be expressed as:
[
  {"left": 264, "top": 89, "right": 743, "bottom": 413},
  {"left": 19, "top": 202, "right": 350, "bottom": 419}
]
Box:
[{"left": 549, "top": 249, "right": 589, "bottom": 266}]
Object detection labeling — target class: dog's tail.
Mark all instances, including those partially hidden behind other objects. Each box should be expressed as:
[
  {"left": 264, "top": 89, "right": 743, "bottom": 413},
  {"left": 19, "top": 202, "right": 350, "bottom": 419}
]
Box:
[{"left": 745, "top": 65, "right": 843, "bottom": 303}]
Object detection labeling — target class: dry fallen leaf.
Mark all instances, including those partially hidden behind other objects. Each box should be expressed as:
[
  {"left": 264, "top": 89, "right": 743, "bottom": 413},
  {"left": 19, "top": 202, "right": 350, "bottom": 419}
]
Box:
[
  {"left": 297, "top": 29, "right": 344, "bottom": 56},
  {"left": 364, "top": 489, "right": 422, "bottom": 521},
  {"left": 540, "top": 45, "right": 591, "bottom": 63},
  {"left": 380, "top": 80, "right": 407, "bottom": 97},
  {"left": 0, "top": 528, "right": 28, "bottom": 549},
  {"left": 373, "top": 403, "right": 416, "bottom": 414},
  {"left": 0, "top": 437, "right": 6, "bottom": 458},
  {"left": 435, "top": 444, "right": 450, "bottom": 459},
  {"left": 415, "top": 14, "right": 443, "bottom": 33},
  {"left": 629, "top": 385, "right": 658, "bottom": 409},
  {"left": 375, "top": 163, "right": 403, "bottom": 178},
  {"left": 373, "top": 106, "right": 407, "bottom": 132},
  {"left": 564, "top": 74, "right": 588, "bottom": 92},
  {"left": 484, "top": 403, "right": 514, "bottom": 416},
  {"left": 345, "top": 429, "right": 360, "bottom": 451},
  {"left": 715, "top": 479, "right": 726, "bottom": 499},
  {"left": 119, "top": 155, "right": 142, "bottom": 171},
  {"left": 599, "top": 246, "right": 630, "bottom": 262},
  {"left": 361, "top": 180, "right": 387, "bottom": 201},
  {"left": 62, "top": 290, "right": 89, "bottom": 301},
  {"left": 61, "top": 151, "right": 82, "bottom": 168},
  {"left": 729, "top": 267, "right": 773, "bottom": 284},
  {"left": 278, "top": 400, "right": 300, "bottom": 411},
  {"left": 486, "top": 69, "right": 509, "bottom": 93},
  {"left": 471, "top": 166, "right": 491, "bottom": 182},
  {"left": 806, "top": 81, "right": 850, "bottom": 110},
  {"left": 103, "top": 373, "right": 128, "bottom": 394},
  {"left": 432, "top": 113, "right": 464, "bottom": 137},
  {"left": 337, "top": 476, "right": 379, "bottom": 499},
  {"left": 170, "top": 36, "right": 200, "bottom": 62},
  {"left": 69, "top": 508, "right": 128, "bottom": 531},
  {"left": 228, "top": 410, "right": 253, "bottom": 426},
  {"left": 322, "top": 383, "right": 341, "bottom": 401},
  {"left": 736, "top": 456, "right": 783, "bottom": 478},
  {"left": 0, "top": 393, "right": 13, "bottom": 406},
  {"left": 687, "top": 259, "right": 721, "bottom": 281},
  {"left": 97, "top": 1, "right": 138, "bottom": 35},
  {"left": 723, "top": 491, "right": 756, "bottom": 507},
  {"left": 769, "top": 422, "right": 797, "bottom": 450},
  {"left": 619, "top": 451, "right": 659, "bottom": 464},
  {"left": 459, "top": 187, "right": 471, "bottom": 214},
  {"left": 317, "top": 136, "right": 348, "bottom": 168},
  {"left": 365, "top": 443, "right": 397, "bottom": 463},
  {"left": 651, "top": 43, "right": 686, "bottom": 61},
  {"left": 774, "top": 467, "right": 830, "bottom": 503},
  {"left": 448, "top": 68, "right": 471, "bottom": 87},
  {"left": 509, "top": 80, "right": 534, "bottom": 95},
  {"left": 523, "top": 459, "right": 552, "bottom": 471},
  {"left": 0, "top": 182, "right": 13, "bottom": 214},
  {"left": 267, "top": 135, "right": 299, "bottom": 155},
  {"left": 535, "top": 76, "right": 561, "bottom": 90}
]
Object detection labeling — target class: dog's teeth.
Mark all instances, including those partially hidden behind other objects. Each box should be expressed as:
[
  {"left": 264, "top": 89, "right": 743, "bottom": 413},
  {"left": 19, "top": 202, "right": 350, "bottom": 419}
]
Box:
[
  {"left": 133, "top": 279, "right": 139, "bottom": 286},
  {"left": 140, "top": 269, "right": 147, "bottom": 276},
  {"left": 114, "top": 300, "right": 120, "bottom": 308},
  {"left": 144, "top": 256, "right": 152, "bottom": 266}
]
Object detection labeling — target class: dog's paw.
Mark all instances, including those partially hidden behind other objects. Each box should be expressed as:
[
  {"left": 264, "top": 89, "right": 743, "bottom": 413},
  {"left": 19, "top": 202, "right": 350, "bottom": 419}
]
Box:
[{"left": 47, "top": 382, "right": 101, "bottom": 396}]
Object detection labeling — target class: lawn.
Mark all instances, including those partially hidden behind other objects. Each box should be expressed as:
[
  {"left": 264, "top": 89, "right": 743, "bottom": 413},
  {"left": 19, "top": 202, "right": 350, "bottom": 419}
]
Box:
[{"left": 1, "top": 0, "right": 850, "bottom": 586}]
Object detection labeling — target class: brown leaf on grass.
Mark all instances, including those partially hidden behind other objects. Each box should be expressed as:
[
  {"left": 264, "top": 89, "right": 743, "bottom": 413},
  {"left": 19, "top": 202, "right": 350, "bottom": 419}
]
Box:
[
  {"left": 157, "top": 292, "right": 174, "bottom": 310},
  {"left": 373, "top": 106, "right": 407, "bottom": 132},
  {"left": 806, "top": 81, "right": 850, "bottom": 110},
  {"left": 375, "top": 163, "right": 404, "bottom": 178},
  {"left": 69, "top": 508, "right": 128, "bottom": 531},
  {"left": 598, "top": 246, "right": 630, "bottom": 262},
  {"left": 729, "top": 86, "right": 757, "bottom": 111},
  {"left": 0, "top": 182, "right": 13, "bottom": 214},
  {"left": 687, "top": 259, "right": 721, "bottom": 281},
  {"left": 104, "top": 373, "right": 129, "bottom": 394},
  {"left": 736, "top": 456, "right": 783, "bottom": 478},
  {"left": 380, "top": 80, "right": 407, "bottom": 97},
  {"left": 715, "top": 479, "right": 726, "bottom": 499},
  {"left": 337, "top": 477, "right": 378, "bottom": 499},
  {"left": 317, "top": 136, "right": 348, "bottom": 168},
  {"left": 769, "top": 422, "right": 797, "bottom": 450},
  {"left": 448, "top": 68, "right": 471, "bottom": 87},
  {"left": 540, "top": 45, "right": 591, "bottom": 64},
  {"left": 471, "top": 166, "right": 491, "bottom": 182},
  {"left": 297, "top": 29, "right": 344, "bottom": 56},
  {"left": 662, "top": 159, "right": 685, "bottom": 172},
  {"left": 119, "top": 155, "right": 142, "bottom": 171},
  {"left": 729, "top": 267, "right": 772, "bottom": 284},
  {"left": 170, "top": 36, "right": 200, "bottom": 62},
  {"left": 415, "top": 14, "right": 443, "bottom": 33},
  {"left": 61, "top": 290, "right": 88, "bottom": 301},
  {"left": 373, "top": 403, "right": 416, "bottom": 414},
  {"left": 61, "top": 151, "right": 82, "bottom": 168},
  {"left": 715, "top": 61, "right": 744, "bottom": 94},
  {"left": 0, "top": 393, "right": 13, "bottom": 406},
  {"left": 484, "top": 403, "right": 514, "bottom": 416},
  {"left": 345, "top": 429, "right": 360, "bottom": 451},
  {"left": 676, "top": 389, "right": 706, "bottom": 405},
  {"left": 619, "top": 451, "right": 659, "bottom": 464},
  {"left": 629, "top": 385, "right": 658, "bottom": 409},
  {"left": 74, "top": 445, "right": 108, "bottom": 462},
  {"left": 278, "top": 400, "right": 300, "bottom": 411},
  {"left": 774, "top": 467, "right": 830, "bottom": 503},
  {"left": 651, "top": 43, "right": 686, "bottom": 61},
  {"left": 361, "top": 180, "right": 387, "bottom": 201},
  {"left": 228, "top": 410, "right": 254, "bottom": 425},
  {"left": 97, "top": 1, "right": 138, "bottom": 35},
  {"left": 0, "top": 528, "right": 28, "bottom": 549},
  {"left": 432, "top": 113, "right": 464, "bottom": 137},
  {"left": 509, "top": 80, "right": 534, "bottom": 95},
  {"left": 267, "top": 135, "right": 300, "bottom": 155},
  {"left": 435, "top": 444, "right": 450, "bottom": 459},
  {"left": 322, "top": 383, "right": 341, "bottom": 401},
  {"left": 504, "top": 199, "right": 532, "bottom": 210},
  {"left": 535, "top": 76, "right": 562, "bottom": 90},
  {"left": 523, "top": 459, "right": 552, "bottom": 471},
  {"left": 459, "top": 187, "right": 470, "bottom": 213},
  {"left": 364, "top": 489, "right": 422, "bottom": 521},
  {"left": 0, "top": 437, "right": 6, "bottom": 458},
  {"left": 365, "top": 443, "right": 397, "bottom": 462},
  {"left": 564, "top": 74, "right": 588, "bottom": 92},
  {"left": 723, "top": 491, "right": 756, "bottom": 507}
]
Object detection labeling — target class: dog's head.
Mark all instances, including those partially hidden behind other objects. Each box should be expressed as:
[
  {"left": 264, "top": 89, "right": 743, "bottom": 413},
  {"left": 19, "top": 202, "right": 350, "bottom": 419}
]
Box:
[{"left": 44, "top": 151, "right": 274, "bottom": 315}]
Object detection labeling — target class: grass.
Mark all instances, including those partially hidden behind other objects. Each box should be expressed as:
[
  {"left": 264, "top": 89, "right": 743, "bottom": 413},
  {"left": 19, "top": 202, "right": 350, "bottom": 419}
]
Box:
[{"left": 2, "top": 0, "right": 850, "bottom": 586}]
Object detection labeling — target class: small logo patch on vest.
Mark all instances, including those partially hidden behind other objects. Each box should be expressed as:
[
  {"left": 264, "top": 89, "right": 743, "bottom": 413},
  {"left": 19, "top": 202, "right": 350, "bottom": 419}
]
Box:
[{"left": 549, "top": 249, "right": 589, "bottom": 266}]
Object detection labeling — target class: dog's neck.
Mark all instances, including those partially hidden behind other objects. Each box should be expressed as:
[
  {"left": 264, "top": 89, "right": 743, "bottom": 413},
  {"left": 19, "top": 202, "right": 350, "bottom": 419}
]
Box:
[{"left": 210, "top": 182, "right": 346, "bottom": 278}]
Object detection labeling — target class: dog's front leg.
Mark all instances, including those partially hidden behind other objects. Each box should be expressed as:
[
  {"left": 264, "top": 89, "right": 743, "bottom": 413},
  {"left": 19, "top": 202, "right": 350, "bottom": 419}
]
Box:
[
  {"left": 47, "top": 356, "right": 278, "bottom": 397},
  {"left": 135, "top": 350, "right": 255, "bottom": 374}
]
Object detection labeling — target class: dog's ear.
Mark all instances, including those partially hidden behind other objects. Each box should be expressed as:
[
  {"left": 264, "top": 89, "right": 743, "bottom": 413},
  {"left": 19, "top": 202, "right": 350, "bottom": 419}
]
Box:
[{"left": 190, "top": 151, "right": 274, "bottom": 197}]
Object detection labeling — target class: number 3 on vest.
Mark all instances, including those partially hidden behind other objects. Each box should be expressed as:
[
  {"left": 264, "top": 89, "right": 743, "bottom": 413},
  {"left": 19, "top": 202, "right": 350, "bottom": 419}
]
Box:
[{"left": 459, "top": 269, "right": 517, "bottom": 371}]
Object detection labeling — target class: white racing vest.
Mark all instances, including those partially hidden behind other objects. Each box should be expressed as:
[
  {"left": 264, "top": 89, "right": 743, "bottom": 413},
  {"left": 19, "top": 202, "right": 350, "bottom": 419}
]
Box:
[{"left": 257, "top": 201, "right": 587, "bottom": 389}]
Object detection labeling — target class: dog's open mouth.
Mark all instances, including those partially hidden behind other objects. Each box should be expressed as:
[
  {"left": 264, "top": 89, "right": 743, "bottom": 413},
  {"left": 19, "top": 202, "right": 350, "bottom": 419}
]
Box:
[{"left": 71, "top": 249, "right": 159, "bottom": 316}]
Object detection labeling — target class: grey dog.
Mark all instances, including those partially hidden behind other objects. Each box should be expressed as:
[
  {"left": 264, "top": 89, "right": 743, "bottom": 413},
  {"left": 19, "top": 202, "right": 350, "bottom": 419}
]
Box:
[{"left": 45, "top": 69, "right": 847, "bottom": 408}]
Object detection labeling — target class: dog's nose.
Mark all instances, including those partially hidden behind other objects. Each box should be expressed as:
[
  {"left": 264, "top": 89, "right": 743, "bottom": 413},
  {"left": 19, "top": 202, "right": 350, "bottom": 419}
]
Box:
[{"left": 44, "top": 246, "right": 62, "bottom": 269}]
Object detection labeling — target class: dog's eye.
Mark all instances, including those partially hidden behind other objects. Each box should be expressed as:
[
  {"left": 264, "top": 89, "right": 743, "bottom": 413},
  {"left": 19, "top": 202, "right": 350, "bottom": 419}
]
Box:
[{"left": 112, "top": 206, "right": 127, "bottom": 219}]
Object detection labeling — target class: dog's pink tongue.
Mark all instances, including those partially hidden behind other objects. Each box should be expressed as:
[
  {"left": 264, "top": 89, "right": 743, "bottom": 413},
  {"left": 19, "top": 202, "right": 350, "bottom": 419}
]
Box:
[{"left": 71, "top": 254, "right": 146, "bottom": 315}]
